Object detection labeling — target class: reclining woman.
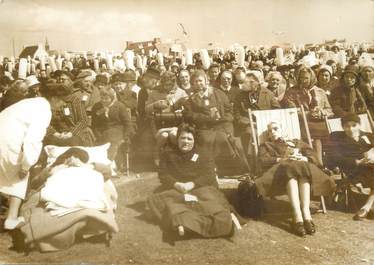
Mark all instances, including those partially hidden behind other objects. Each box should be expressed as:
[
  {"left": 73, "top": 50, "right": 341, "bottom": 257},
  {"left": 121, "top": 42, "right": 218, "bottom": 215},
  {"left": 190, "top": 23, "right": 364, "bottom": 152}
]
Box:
[
  {"left": 147, "top": 122, "right": 234, "bottom": 238},
  {"left": 255, "top": 121, "right": 335, "bottom": 237}
]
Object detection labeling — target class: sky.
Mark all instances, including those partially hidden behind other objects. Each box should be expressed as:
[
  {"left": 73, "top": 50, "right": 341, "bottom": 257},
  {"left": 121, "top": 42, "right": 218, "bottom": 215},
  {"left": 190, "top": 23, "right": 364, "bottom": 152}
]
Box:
[{"left": 0, "top": 0, "right": 373, "bottom": 57}]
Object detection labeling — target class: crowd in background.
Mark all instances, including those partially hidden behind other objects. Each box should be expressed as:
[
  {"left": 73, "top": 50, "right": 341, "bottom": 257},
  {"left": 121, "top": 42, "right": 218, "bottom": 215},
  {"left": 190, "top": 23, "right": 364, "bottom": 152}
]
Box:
[{"left": 0, "top": 41, "right": 374, "bottom": 238}]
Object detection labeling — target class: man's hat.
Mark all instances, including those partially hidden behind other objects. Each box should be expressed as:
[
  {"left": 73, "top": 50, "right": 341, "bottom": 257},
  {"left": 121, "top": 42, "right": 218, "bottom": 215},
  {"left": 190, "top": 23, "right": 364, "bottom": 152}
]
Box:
[
  {"left": 144, "top": 68, "right": 161, "bottom": 80},
  {"left": 94, "top": 74, "right": 109, "bottom": 85},
  {"left": 123, "top": 70, "right": 137, "bottom": 81},
  {"left": 110, "top": 73, "right": 126, "bottom": 83},
  {"left": 25, "top": 75, "right": 40, "bottom": 89}
]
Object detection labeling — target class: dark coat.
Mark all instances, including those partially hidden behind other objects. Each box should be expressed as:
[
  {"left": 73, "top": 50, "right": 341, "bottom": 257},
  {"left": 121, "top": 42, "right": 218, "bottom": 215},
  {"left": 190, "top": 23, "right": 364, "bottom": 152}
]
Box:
[
  {"left": 218, "top": 85, "right": 241, "bottom": 104},
  {"left": 255, "top": 139, "right": 335, "bottom": 197},
  {"left": 91, "top": 100, "right": 134, "bottom": 142},
  {"left": 183, "top": 86, "right": 234, "bottom": 134},
  {"left": 233, "top": 87, "right": 280, "bottom": 132},
  {"left": 147, "top": 147, "right": 233, "bottom": 238},
  {"left": 158, "top": 147, "right": 217, "bottom": 189},
  {"left": 329, "top": 85, "right": 367, "bottom": 117},
  {"left": 45, "top": 94, "right": 95, "bottom": 146},
  {"left": 328, "top": 131, "right": 374, "bottom": 188}
]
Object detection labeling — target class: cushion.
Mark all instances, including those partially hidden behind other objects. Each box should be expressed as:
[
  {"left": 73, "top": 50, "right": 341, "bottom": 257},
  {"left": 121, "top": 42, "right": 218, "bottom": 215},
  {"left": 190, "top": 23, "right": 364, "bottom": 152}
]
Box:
[{"left": 44, "top": 143, "right": 111, "bottom": 167}]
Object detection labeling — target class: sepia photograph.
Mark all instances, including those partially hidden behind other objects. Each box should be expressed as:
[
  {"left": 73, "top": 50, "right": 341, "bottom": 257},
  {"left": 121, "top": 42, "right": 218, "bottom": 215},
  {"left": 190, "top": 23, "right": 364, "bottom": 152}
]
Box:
[{"left": 0, "top": 0, "right": 373, "bottom": 264}]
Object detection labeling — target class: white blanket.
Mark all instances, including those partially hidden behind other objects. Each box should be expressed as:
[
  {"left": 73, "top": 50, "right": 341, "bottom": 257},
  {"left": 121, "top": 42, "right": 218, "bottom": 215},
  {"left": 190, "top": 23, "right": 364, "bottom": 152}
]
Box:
[{"left": 41, "top": 166, "right": 109, "bottom": 211}]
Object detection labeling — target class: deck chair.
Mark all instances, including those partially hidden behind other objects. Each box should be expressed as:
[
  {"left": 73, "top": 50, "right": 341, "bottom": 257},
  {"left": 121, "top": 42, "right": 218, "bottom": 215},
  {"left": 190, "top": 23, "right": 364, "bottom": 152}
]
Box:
[
  {"left": 324, "top": 111, "right": 374, "bottom": 212},
  {"left": 325, "top": 112, "right": 374, "bottom": 134},
  {"left": 248, "top": 106, "right": 327, "bottom": 214}
]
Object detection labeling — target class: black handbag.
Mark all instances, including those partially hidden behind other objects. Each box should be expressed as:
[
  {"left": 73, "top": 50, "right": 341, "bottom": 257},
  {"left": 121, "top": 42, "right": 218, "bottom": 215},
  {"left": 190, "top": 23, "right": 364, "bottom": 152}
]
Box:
[{"left": 237, "top": 176, "right": 264, "bottom": 219}]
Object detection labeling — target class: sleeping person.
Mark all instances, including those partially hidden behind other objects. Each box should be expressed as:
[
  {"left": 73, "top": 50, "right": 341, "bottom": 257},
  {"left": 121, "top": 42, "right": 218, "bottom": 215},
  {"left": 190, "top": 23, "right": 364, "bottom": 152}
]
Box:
[{"left": 31, "top": 147, "right": 116, "bottom": 213}]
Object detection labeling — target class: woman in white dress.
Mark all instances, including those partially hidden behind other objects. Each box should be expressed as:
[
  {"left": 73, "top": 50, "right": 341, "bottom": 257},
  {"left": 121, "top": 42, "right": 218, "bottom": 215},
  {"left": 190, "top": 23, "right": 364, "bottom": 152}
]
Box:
[{"left": 0, "top": 96, "right": 52, "bottom": 229}]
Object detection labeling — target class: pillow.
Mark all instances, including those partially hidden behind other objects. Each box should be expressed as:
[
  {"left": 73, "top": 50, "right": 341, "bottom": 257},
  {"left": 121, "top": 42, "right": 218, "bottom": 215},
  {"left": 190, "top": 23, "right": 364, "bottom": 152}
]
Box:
[{"left": 44, "top": 143, "right": 111, "bottom": 167}]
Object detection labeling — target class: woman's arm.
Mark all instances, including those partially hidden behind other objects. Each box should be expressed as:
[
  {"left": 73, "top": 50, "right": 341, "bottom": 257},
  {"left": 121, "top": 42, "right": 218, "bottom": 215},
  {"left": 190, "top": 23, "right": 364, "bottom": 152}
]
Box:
[{"left": 258, "top": 143, "right": 279, "bottom": 169}]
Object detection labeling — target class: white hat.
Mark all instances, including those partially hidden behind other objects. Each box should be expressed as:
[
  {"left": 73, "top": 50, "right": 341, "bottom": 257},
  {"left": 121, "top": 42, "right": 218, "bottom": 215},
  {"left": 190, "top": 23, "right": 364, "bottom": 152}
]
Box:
[{"left": 25, "top": 75, "right": 40, "bottom": 88}]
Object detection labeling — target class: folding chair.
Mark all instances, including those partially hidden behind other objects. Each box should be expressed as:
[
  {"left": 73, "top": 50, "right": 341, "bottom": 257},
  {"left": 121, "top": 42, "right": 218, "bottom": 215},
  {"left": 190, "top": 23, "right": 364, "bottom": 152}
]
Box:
[
  {"left": 325, "top": 111, "right": 374, "bottom": 134},
  {"left": 324, "top": 111, "right": 374, "bottom": 212},
  {"left": 248, "top": 106, "right": 327, "bottom": 213}
]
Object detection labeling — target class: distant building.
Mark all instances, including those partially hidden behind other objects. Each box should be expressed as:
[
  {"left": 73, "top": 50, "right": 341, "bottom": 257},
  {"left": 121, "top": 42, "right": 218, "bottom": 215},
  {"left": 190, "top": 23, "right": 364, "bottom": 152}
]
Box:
[
  {"left": 126, "top": 37, "right": 161, "bottom": 54},
  {"left": 19, "top": 43, "right": 48, "bottom": 59}
]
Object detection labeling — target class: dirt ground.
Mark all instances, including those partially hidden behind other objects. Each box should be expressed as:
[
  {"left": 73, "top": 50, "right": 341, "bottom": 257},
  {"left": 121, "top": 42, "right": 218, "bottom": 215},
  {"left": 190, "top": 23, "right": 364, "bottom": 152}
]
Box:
[{"left": 1, "top": 172, "right": 374, "bottom": 265}]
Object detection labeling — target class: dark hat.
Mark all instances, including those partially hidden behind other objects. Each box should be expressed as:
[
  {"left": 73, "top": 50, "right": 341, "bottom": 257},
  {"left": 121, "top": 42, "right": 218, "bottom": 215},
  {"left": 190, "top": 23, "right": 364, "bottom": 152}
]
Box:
[
  {"left": 110, "top": 73, "right": 126, "bottom": 83},
  {"left": 342, "top": 65, "right": 359, "bottom": 79},
  {"left": 76, "top": 71, "right": 93, "bottom": 80},
  {"left": 341, "top": 113, "right": 360, "bottom": 125},
  {"left": 53, "top": 70, "right": 74, "bottom": 81},
  {"left": 144, "top": 68, "right": 161, "bottom": 80},
  {"left": 94, "top": 74, "right": 109, "bottom": 85},
  {"left": 41, "top": 80, "right": 72, "bottom": 98},
  {"left": 123, "top": 70, "right": 137, "bottom": 81},
  {"left": 277, "top": 64, "right": 291, "bottom": 72}
]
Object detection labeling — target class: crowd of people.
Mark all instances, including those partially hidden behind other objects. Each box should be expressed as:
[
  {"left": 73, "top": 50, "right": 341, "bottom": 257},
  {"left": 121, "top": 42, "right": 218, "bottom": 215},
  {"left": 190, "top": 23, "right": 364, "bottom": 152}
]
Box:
[{"left": 0, "top": 41, "right": 373, "bottom": 245}]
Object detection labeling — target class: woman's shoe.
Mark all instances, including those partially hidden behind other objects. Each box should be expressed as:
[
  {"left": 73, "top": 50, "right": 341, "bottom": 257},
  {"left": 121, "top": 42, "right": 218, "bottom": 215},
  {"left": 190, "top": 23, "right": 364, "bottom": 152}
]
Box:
[
  {"left": 4, "top": 216, "right": 25, "bottom": 230},
  {"left": 292, "top": 222, "right": 306, "bottom": 237},
  {"left": 304, "top": 220, "right": 316, "bottom": 235},
  {"left": 353, "top": 208, "right": 369, "bottom": 221}
]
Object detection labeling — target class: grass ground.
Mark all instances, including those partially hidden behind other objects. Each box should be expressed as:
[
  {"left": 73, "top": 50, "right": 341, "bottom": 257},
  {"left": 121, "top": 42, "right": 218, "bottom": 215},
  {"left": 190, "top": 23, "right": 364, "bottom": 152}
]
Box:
[{"left": 0, "top": 172, "right": 374, "bottom": 265}]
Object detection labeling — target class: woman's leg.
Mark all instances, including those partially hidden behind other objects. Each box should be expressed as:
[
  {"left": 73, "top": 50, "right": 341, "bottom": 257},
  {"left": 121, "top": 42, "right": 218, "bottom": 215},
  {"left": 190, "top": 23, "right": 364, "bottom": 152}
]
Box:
[
  {"left": 312, "top": 139, "right": 323, "bottom": 166},
  {"left": 360, "top": 192, "right": 374, "bottom": 212},
  {"left": 298, "top": 177, "right": 312, "bottom": 221},
  {"left": 6, "top": 196, "right": 22, "bottom": 220},
  {"left": 286, "top": 178, "right": 303, "bottom": 223}
]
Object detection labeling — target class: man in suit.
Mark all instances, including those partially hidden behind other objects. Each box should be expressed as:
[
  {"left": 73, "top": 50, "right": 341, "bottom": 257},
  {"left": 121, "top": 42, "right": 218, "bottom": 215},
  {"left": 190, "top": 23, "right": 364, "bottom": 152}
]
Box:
[
  {"left": 328, "top": 113, "right": 374, "bottom": 220},
  {"left": 233, "top": 71, "right": 280, "bottom": 171}
]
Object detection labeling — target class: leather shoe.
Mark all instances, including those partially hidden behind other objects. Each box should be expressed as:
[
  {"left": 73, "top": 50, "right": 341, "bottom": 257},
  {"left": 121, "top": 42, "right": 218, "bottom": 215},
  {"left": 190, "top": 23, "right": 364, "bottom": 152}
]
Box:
[
  {"left": 304, "top": 220, "right": 316, "bottom": 235},
  {"left": 292, "top": 222, "right": 306, "bottom": 237},
  {"left": 353, "top": 209, "right": 369, "bottom": 221},
  {"left": 367, "top": 210, "right": 374, "bottom": 220}
]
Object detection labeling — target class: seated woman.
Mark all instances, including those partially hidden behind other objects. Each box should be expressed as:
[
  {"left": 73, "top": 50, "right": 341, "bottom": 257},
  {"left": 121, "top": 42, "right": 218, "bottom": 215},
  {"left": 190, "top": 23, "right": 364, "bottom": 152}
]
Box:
[
  {"left": 147, "top": 123, "right": 233, "bottom": 238},
  {"left": 91, "top": 87, "right": 134, "bottom": 173},
  {"left": 255, "top": 121, "right": 335, "bottom": 237},
  {"left": 328, "top": 113, "right": 374, "bottom": 221},
  {"left": 281, "top": 65, "right": 334, "bottom": 165}
]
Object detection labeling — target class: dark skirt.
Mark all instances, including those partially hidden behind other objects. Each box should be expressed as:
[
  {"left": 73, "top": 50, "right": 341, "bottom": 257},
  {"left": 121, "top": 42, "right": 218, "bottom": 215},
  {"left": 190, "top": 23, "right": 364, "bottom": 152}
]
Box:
[
  {"left": 351, "top": 165, "right": 374, "bottom": 190},
  {"left": 147, "top": 186, "right": 233, "bottom": 238},
  {"left": 255, "top": 160, "right": 336, "bottom": 197}
]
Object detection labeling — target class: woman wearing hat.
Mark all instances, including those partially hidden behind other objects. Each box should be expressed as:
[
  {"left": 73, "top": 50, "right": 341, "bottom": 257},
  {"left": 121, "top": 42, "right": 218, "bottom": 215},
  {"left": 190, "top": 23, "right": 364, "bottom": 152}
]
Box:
[
  {"left": 0, "top": 91, "right": 59, "bottom": 229},
  {"left": 316, "top": 65, "right": 338, "bottom": 99},
  {"left": 358, "top": 65, "right": 374, "bottom": 116},
  {"left": 330, "top": 65, "right": 367, "bottom": 117},
  {"left": 328, "top": 113, "right": 374, "bottom": 220},
  {"left": 0, "top": 80, "right": 29, "bottom": 111}
]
